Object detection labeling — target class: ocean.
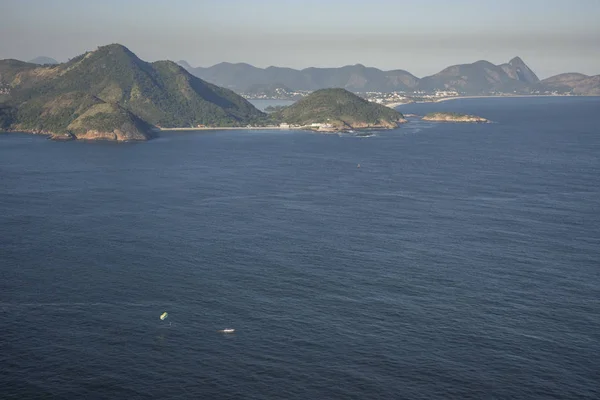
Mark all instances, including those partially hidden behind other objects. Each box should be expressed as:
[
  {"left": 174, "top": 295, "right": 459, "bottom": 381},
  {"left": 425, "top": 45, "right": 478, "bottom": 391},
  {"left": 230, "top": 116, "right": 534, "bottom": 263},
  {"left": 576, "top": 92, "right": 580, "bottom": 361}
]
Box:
[
  {"left": 1, "top": 97, "right": 599, "bottom": 399},
  {"left": 248, "top": 99, "right": 296, "bottom": 111}
]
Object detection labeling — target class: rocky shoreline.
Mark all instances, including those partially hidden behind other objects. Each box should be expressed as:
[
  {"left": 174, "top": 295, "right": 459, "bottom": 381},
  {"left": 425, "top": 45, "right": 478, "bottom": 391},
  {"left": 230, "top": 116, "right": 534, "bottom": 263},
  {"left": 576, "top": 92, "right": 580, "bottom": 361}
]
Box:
[
  {"left": 422, "top": 112, "right": 489, "bottom": 123},
  {"left": 3, "top": 112, "right": 489, "bottom": 142},
  {"left": 4, "top": 128, "right": 149, "bottom": 142}
]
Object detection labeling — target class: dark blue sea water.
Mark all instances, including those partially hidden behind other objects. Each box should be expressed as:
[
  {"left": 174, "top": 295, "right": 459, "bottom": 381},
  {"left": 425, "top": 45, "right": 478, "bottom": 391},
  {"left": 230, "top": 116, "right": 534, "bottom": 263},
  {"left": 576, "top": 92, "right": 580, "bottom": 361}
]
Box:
[{"left": 1, "top": 97, "right": 599, "bottom": 399}]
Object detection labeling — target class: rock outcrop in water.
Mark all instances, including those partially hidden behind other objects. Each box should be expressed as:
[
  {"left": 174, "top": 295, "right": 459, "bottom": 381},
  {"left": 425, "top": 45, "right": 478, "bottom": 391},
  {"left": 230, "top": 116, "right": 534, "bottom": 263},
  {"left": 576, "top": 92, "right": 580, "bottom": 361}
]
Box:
[{"left": 422, "top": 112, "right": 489, "bottom": 123}]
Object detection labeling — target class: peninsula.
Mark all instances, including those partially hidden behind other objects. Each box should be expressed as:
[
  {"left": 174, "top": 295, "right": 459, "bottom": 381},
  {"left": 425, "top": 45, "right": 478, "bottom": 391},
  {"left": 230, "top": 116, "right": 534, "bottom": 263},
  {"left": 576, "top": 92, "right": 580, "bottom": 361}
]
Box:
[{"left": 0, "top": 44, "right": 266, "bottom": 141}]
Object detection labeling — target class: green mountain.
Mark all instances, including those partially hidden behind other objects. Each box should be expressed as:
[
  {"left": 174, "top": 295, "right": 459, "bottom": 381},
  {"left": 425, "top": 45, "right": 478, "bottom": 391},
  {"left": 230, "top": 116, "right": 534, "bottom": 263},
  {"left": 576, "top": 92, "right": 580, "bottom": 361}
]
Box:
[
  {"left": 500, "top": 57, "right": 539, "bottom": 84},
  {"left": 0, "top": 44, "right": 265, "bottom": 140},
  {"left": 176, "top": 60, "right": 193, "bottom": 70},
  {"left": 271, "top": 88, "right": 404, "bottom": 130},
  {"left": 2, "top": 90, "right": 152, "bottom": 140}
]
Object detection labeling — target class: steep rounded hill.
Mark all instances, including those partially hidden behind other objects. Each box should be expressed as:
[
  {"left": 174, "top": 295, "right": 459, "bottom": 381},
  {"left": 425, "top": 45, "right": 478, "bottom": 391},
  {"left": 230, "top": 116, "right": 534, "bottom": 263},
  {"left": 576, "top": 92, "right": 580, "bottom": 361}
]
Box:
[{"left": 272, "top": 88, "right": 404, "bottom": 129}]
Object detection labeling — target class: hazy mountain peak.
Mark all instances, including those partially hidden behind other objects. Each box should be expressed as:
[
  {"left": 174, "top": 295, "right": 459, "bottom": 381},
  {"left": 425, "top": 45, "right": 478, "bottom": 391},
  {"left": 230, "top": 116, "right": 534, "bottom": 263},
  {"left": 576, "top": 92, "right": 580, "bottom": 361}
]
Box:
[
  {"left": 177, "top": 60, "right": 193, "bottom": 70},
  {"left": 181, "top": 56, "right": 593, "bottom": 95},
  {"left": 501, "top": 56, "right": 539, "bottom": 84},
  {"left": 94, "top": 43, "right": 133, "bottom": 54},
  {"left": 28, "top": 56, "right": 58, "bottom": 65},
  {"left": 509, "top": 56, "right": 525, "bottom": 66},
  {"left": 214, "top": 61, "right": 255, "bottom": 68},
  {"left": 473, "top": 60, "right": 495, "bottom": 66}
]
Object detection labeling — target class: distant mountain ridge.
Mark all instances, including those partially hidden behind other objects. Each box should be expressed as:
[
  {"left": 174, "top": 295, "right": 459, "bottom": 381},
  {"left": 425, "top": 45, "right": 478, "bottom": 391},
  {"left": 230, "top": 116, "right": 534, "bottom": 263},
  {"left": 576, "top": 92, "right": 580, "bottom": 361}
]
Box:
[
  {"left": 537, "top": 73, "right": 600, "bottom": 95},
  {"left": 28, "top": 56, "right": 59, "bottom": 65},
  {"left": 417, "top": 59, "right": 536, "bottom": 94},
  {"left": 179, "top": 61, "right": 419, "bottom": 93},
  {"left": 0, "top": 45, "right": 265, "bottom": 140},
  {"left": 179, "top": 57, "right": 597, "bottom": 96}
]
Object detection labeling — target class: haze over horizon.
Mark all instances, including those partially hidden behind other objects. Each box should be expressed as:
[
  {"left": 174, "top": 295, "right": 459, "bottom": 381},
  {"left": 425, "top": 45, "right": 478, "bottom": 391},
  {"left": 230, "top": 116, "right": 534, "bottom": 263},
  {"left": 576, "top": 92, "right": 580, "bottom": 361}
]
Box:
[{"left": 2, "top": 0, "right": 599, "bottom": 79}]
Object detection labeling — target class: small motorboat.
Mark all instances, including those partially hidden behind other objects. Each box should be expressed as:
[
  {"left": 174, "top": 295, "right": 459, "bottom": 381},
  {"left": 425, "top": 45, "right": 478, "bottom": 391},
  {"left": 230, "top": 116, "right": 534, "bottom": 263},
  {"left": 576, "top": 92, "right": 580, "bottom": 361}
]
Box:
[{"left": 218, "top": 329, "right": 235, "bottom": 334}]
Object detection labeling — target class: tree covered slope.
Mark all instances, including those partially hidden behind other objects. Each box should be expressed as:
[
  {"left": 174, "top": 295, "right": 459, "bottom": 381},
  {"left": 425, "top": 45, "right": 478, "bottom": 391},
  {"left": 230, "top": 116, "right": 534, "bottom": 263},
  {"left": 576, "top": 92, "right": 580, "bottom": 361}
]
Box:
[
  {"left": 272, "top": 88, "right": 404, "bottom": 129},
  {"left": 0, "top": 44, "right": 266, "bottom": 140}
]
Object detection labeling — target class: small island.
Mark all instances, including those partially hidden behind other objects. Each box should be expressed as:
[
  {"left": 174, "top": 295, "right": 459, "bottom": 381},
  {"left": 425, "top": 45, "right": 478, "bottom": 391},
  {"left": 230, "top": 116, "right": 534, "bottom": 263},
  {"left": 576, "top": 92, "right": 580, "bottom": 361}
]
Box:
[
  {"left": 422, "top": 112, "right": 489, "bottom": 123},
  {"left": 271, "top": 88, "right": 406, "bottom": 132}
]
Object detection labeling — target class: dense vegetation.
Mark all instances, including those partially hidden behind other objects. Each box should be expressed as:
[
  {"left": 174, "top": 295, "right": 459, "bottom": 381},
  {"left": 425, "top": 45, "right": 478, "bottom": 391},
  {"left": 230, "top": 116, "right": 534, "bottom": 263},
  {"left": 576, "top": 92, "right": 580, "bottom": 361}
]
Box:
[
  {"left": 0, "top": 44, "right": 266, "bottom": 140},
  {"left": 264, "top": 105, "right": 289, "bottom": 113},
  {"left": 0, "top": 105, "right": 15, "bottom": 129},
  {"left": 271, "top": 88, "right": 404, "bottom": 128}
]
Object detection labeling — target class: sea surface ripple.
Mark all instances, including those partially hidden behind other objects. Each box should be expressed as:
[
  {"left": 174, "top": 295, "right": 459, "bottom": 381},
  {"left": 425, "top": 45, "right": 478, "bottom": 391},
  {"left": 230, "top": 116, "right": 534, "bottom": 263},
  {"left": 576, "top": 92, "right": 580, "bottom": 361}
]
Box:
[{"left": 1, "top": 97, "right": 599, "bottom": 399}]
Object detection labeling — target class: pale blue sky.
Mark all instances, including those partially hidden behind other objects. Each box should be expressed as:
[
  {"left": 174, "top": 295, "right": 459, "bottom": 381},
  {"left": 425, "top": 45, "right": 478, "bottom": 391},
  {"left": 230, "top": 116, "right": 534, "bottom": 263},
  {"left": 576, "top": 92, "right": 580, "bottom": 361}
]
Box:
[{"left": 2, "top": 0, "right": 599, "bottom": 78}]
